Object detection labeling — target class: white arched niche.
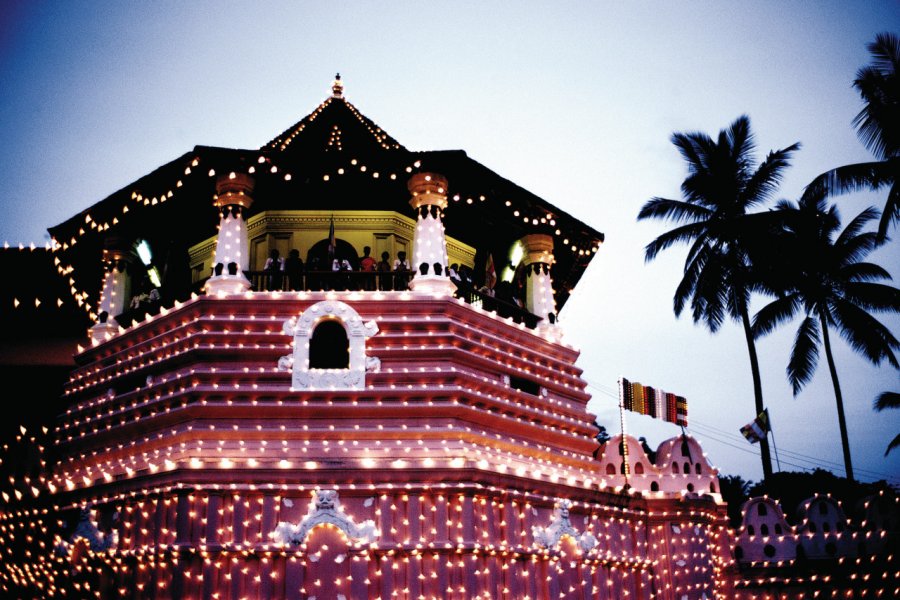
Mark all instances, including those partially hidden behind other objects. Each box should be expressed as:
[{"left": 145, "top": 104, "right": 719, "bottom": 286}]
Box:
[{"left": 291, "top": 300, "right": 379, "bottom": 391}]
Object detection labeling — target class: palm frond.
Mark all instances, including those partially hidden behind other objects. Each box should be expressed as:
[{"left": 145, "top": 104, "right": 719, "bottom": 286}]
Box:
[
  {"left": 638, "top": 197, "right": 713, "bottom": 223},
  {"left": 839, "top": 261, "right": 892, "bottom": 283},
  {"left": 874, "top": 391, "right": 900, "bottom": 411},
  {"left": 885, "top": 433, "right": 900, "bottom": 456},
  {"left": 802, "top": 160, "right": 894, "bottom": 200},
  {"left": 672, "top": 132, "right": 712, "bottom": 175},
  {"left": 836, "top": 230, "right": 879, "bottom": 268},
  {"left": 674, "top": 243, "right": 712, "bottom": 316},
  {"left": 853, "top": 32, "right": 900, "bottom": 160},
  {"left": 788, "top": 315, "right": 820, "bottom": 395},
  {"left": 741, "top": 143, "right": 801, "bottom": 209},
  {"left": 725, "top": 116, "right": 754, "bottom": 166},
  {"left": 643, "top": 221, "right": 709, "bottom": 262},
  {"left": 840, "top": 281, "right": 900, "bottom": 311},
  {"left": 829, "top": 298, "right": 900, "bottom": 368},
  {"left": 865, "top": 32, "right": 900, "bottom": 74},
  {"left": 752, "top": 294, "right": 801, "bottom": 338},
  {"left": 835, "top": 206, "right": 880, "bottom": 250},
  {"left": 877, "top": 180, "right": 900, "bottom": 242}
]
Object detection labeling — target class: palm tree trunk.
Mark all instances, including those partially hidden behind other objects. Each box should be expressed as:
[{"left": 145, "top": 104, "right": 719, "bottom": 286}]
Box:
[
  {"left": 819, "top": 312, "right": 855, "bottom": 481},
  {"left": 740, "top": 306, "right": 774, "bottom": 480}
]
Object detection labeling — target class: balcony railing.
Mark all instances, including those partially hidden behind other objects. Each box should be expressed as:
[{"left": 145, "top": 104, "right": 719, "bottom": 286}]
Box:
[
  {"left": 246, "top": 270, "right": 411, "bottom": 292},
  {"left": 118, "top": 271, "right": 541, "bottom": 330}
]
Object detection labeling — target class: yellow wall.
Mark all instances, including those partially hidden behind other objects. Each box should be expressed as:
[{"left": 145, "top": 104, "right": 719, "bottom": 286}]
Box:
[{"left": 189, "top": 210, "right": 476, "bottom": 282}]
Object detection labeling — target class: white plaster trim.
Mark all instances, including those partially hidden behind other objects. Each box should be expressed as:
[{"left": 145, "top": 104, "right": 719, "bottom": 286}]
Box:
[
  {"left": 409, "top": 275, "right": 457, "bottom": 295},
  {"left": 205, "top": 274, "right": 251, "bottom": 295},
  {"left": 290, "top": 300, "right": 378, "bottom": 391},
  {"left": 532, "top": 499, "right": 597, "bottom": 553},
  {"left": 271, "top": 489, "right": 379, "bottom": 547}
]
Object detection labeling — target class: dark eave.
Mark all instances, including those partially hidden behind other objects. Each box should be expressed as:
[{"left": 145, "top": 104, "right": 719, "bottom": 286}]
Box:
[{"left": 45, "top": 89, "right": 604, "bottom": 314}]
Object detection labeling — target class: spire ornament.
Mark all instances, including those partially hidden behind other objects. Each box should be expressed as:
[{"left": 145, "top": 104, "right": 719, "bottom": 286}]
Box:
[{"left": 332, "top": 73, "right": 344, "bottom": 98}]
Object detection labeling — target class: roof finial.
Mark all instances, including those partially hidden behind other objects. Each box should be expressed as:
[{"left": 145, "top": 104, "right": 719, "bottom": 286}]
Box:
[{"left": 331, "top": 73, "right": 344, "bottom": 98}]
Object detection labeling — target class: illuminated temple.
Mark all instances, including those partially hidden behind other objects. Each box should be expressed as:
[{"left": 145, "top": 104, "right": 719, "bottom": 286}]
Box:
[{"left": 1, "top": 77, "right": 897, "bottom": 599}]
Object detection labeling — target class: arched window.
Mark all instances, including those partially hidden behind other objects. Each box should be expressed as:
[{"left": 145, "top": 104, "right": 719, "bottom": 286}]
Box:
[
  {"left": 709, "top": 482, "right": 716, "bottom": 493},
  {"left": 309, "top": 320, "right": 349, "bottom": 368},
  {"left": 605, "top": 464, "right": 616, "bottom": 475},
  {"left": 695, "top": 463, "right": 702, "bottom": 474},
  {"left": 774, "top": 523, "right": 782, "bottom": 535},
  {"left": 760, "top": 524, "right": 769, "bottom": 536},
  {"left": 747, "top": 525, "right": 755, "bottom": 536},
  {"left": 758, "top": 503, "right": 768, "bottom": 517},
  {"left": 683, "top": 462, "right": 691, "bottom": 474},
  {"left": 634, "top": 462, "right": 644, "bottom": 474},
  {"left": 291, "top": 300, "right": 379, "bottom": 391},
  {"left": 672, "top": 462, "right": 679, "bottom": 474},
  {"left": 650, "top": 481, "right": 659, "bottom": 492}
]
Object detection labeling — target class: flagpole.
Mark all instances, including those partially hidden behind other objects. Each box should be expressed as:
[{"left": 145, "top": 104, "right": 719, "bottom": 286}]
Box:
[
  {"left": 618, "top": 397, "right": 630, "bottom": 489},
  {"left": 765, "top": 409, "right": 782, "bottom": 472}
]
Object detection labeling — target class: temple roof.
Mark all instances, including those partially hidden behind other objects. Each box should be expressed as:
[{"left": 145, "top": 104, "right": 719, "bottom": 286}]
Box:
[
  {"left": 47, "top": 78, "right": 604, "bottom": 314},
  {"left": 264, "top": 79, "right": 406, "bottom": 156}
]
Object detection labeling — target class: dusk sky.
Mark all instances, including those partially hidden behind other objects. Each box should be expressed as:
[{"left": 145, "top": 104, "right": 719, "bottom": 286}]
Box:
[{"left": 1, "top": 2, "right": 898, "bottom": 485}]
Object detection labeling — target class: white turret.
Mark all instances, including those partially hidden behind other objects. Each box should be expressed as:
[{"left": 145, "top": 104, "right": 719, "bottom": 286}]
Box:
[
  {"left": 520, "top": 233, "right": 558, "bottom": 334},
  {"left": 407, "top": 172, "right": 456, "bottom": 295},
  {"left": 205, "top": 173, "right": 254, "bottom": 295}
]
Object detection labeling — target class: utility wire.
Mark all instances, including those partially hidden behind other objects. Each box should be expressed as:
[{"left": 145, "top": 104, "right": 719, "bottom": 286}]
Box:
[{"left": 582, "top": 378, "right": 900, "bottom": 484}]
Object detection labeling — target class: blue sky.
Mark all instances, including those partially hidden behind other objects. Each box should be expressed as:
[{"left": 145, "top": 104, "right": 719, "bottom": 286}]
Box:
[{"left": 1, "top": 1, "right": 898, "bottom": 484}]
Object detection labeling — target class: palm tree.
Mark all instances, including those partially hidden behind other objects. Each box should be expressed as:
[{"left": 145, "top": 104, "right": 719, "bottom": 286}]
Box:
[
  {"left": 753, "top": 194, "right": 900, "bottom": 481},
  {"left": 639, "top": 115, "right": 800, "bottom": 481},
  {"left": 873, "top": 391, "right": 900, "bottom": 456},
  {"left": 805, "top": 32, "right": 900, "bottom": 241}
]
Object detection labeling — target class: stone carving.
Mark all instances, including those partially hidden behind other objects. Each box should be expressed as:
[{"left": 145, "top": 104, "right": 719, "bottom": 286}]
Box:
[
  {"left": 291, "top": 301, "right": 378, "bottom": 391},
  {"left": 532, "top": 499, "right": 597, "bottom": 553},
  {"left": 271, "top": 489, "right": 379, "bottom": 547},
  {"left": 277, "top": 354, "right": 293, "bottom": 372},
  {"left": 59, "top": 508, "right": 119, "bottom": 555},
  {"left": 282, "top": 317, "right": 297, "bottom": 336}
]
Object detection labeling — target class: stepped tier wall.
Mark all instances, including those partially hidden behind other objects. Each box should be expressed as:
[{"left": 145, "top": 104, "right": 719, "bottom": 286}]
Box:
[{"left": 2, "top": 292, "right": 734, "bottom": 599}]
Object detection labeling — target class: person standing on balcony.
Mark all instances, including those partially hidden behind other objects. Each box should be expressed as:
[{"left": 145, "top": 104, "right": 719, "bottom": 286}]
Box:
[
  {"left": 377, "top": 251, "right": 392, "bottom": 291},
  {"left": 359, "top": 246, "right": 377, "bottom": 290},
  {"left": 393, "top": 251, "right": 410, "bottom": 290},
  {"left": 284, "top": 248, "right": 304, "bottom": 291},
  {"left": 264, "top": 249, "right": 284, "bottom": 291}
]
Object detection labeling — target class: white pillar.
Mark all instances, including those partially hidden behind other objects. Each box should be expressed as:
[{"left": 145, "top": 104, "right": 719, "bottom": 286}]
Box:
[
  {"left": 205, "top": 173, "right": 254, "bottom": 295},
  {"left": 520, "top": 234, "right": 559, "bottom": 334},
  {"left": 407, "top": 172, "right": 456, "bottom": 295},
  {"left": 90, "top": 245, "right": 132, "bottom": 343}
]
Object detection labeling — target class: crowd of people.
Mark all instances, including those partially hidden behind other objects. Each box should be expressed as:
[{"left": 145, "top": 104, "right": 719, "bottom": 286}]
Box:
[
  {"left": 258, "top": 245, "right": 533, "bottom": 308},
  {"left": 261, "top": 246, "right": 415, "bottom": 292}
]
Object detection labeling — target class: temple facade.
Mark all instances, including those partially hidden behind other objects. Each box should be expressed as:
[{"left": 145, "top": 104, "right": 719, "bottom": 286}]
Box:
[{"left": 0, "top": 77, "right": 896, "bottom": 599}]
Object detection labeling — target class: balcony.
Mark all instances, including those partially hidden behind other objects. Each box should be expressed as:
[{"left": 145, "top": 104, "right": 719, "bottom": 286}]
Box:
[{"left": 116, "top": 269, "right": 541, "bottom": 330}]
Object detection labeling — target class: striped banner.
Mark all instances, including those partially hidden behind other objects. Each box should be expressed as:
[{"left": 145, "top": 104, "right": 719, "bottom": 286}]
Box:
[{"left": 619, "top": 377, "right": 687, "bottom": 426}]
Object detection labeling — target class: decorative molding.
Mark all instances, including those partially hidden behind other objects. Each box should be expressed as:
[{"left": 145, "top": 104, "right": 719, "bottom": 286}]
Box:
[
  {"left": 60, "top": 508, "right": 118, "bottom": 555},
  {"left": 289, "top": 300, "right": 379, "bottom": 391},
  {"left": 271, "top": 489, "right": 379, "bottom": 547},
  {"left": 532, "top": 499, "right": 597, "bottom": 553}
]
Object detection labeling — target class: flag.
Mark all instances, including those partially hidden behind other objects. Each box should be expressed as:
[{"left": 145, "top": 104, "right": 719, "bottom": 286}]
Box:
[
  {"left": 328, "top": 216, "right": 336, "bottom": 259},
  {"left": 740, "top": 410, "right": 769, "bottom": 444},
  {"left": 619, "top": 377, "right": 687, "bottom": 426},
  {"left": 484, "top": 253, "right": 497, "bottom": 290}
]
